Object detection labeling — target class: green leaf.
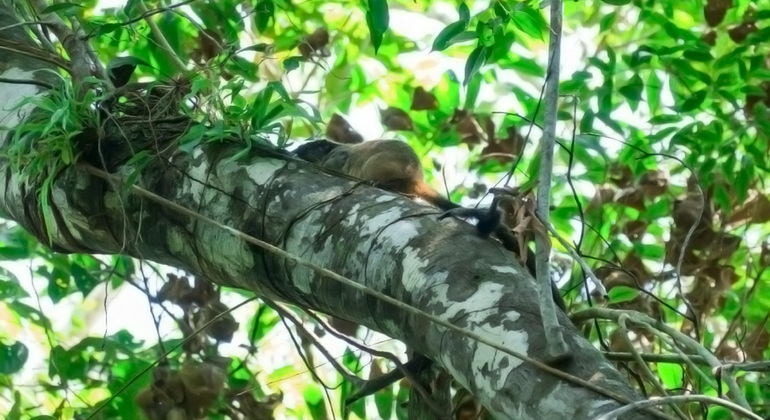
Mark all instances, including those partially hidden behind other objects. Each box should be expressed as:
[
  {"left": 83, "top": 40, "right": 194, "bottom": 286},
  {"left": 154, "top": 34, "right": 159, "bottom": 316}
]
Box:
[
  {"left": 648, "top": 114, "right": 681, "bottom": 124},
  {"left": 458, "top": 3, "right": 470, "bottom": 24},
  {"left": 95, "top": 23, "right": 123, "bottom": 38},
  {"left": 657, "top": 363, "right": 684, "bottom": 389},
  {"left": 646, "top": 70, "right": 661, "bottom": 115},
  {"left": 431, "top": 21, "right": 467, "bottom": 52},
  {"left": 124, "top": 0, "right": 141, "bottom": 15},
  {"left": 512, "top": 7, "right": 544, "bottom": 40},
  {"left": 683, "top": 49, "right": 713, "bottom": 62},
  {"left": 303, "top": 384, "right": 326, "bottom": 419},
  {"left": 619, "top": 74, "right": 644, "bottom": 106},
  {"left": 374, "top": 370, "right": 394, "bottom": 418},
  {"left": 367, "top": 0, "right": 389, "bottom": 54},
  {"left": 677, "top": 90, "right": 707, "bottom": 112},
  {"left": 0, "top": 342, "right": 28, "bottom": 374},
  {"left": 464, "top": 46, "right": 486, "bottom": 86},
  {"left": 240, "top": 43, "right": 273, "bottom": 54},
  {"left": 41, "top": 2, "right": 82, "bottom": 15},
  {"left": 254, "top": 1, "right": 274, "bottom": 33},
  {"left": 283, "top": 56, "right": 305, "bottom": 72},
  {"left": 601, "top": 0, "right": 632, "bottom": 4},
  {"left": 607, "top": 286, "right": 639, "bottom": 304},
  {"left": 465, "top": 72, "right": 482, "bottom": 109}
]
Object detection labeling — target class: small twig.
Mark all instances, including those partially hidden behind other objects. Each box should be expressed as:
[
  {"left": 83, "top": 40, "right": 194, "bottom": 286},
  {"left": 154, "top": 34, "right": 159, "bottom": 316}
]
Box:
[
  {"left": 595, "top": 395, "right": 761, "bottom": 420},
  {"left": 135, "top": 1, "right": 187, "bottom": 73},
  {"left": 265, "top": 299, "right": 362, "bottom": 387},
  {"left": 86, "top": 0, "right": 202, "bottom": 38},
  {"left": 723, "top": 361, "right": 770, "bottom": 373},
  {"left": 541, "top": 220, "right": 607, "bottom": 297},
  {"left": 603, "top": 352, "right": 709, "bottom": 365},
  {"left": 618, "top": 314, "right": 688, "bottom": 420}
]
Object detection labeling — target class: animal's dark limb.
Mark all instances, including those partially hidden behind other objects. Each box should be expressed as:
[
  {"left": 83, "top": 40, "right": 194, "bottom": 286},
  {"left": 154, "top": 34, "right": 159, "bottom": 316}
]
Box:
[{"left": 345, "top": 355, "right": 433, "bottom": 406}]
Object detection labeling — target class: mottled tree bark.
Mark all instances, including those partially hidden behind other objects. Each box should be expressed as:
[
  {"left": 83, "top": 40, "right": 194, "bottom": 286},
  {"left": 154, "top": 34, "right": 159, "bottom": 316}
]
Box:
[{"left": 0, "top": 3, "right": 655, "bottom": 419}]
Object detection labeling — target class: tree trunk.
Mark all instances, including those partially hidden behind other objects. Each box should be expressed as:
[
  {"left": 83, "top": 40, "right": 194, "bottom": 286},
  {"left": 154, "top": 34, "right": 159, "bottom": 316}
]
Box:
[{"left": 0, "top": 3, "right": 654, "bottom": 419}]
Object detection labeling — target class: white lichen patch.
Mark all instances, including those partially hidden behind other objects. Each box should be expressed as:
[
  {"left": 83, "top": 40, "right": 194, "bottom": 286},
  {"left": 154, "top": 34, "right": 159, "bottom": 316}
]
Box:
[
  {"left": 375, "top": 194, "right": 398, "bottom": 204},
  {"left": 490, "top": 264, "right": 521, "bottom": 275},
  {"left": 166, "top": 227, "right": 193, "bottom": 256},
  {"left": 196, "top": 226, "right": 254, "bottom": 277},
  {"left": 442, "top": 282, "right": 509, "bottom": 319},
  {"left": 472, "top": 325, "right": 529, "bottom": 394},
  {"left": 0, "top": 68, "right": 41, "bottom": 132},
  {"left": 182, "top": 159, "right": 211, "bottom": 202},
  {"left": 245, "top": 159, "right": 285, "bottom": 186},
  {"left": 538, "top": 382, "right": 571, "bottom": 417},
  {"left": 357, "top": 206, "right": 413, "bottom": 237},
  {"left": 400, "top": 245, "right": 437, "bottom": 291},
  {"left": 50, "top": 188, "right": 89, "bottom": 243}
]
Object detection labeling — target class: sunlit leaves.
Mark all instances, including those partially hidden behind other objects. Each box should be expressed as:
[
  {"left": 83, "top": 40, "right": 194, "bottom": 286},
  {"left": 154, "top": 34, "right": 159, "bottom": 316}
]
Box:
[
  {"left": 40, "top": 2, "right": 82, "bottom": 15},
  {"left": 432, "top": 21, "right": 468, "bottom": 52},
  {"left": 254, "top": 0, "right": 274, "bottom": 33},
  {"left": 366, "top": 0, "right": 389, "bottom": 54},
  {"left": 0, "top": 342, "right": 28, "bottom": 374},
  {"left": 464, "top": 46, "right": 486, "bottom": 86}
]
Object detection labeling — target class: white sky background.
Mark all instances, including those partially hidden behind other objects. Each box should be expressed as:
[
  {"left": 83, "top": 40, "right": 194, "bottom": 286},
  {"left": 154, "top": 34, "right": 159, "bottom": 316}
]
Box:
[{"left": 0, "top": 0, "right": 698, "bottom": 418}]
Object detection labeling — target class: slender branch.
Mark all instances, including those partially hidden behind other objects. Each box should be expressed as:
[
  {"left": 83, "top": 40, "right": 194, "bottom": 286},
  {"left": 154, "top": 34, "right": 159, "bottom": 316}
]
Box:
[
  {"left": 572, "top": 308, "right": 751, "bottom": 410},
  {"left": 0, "top": 76, "right": 53, "bottom": 89},
  {"left": 595, "top": 395, "right": 761, "bottom": 420},
  {"left": 27, "top": 0, "right": 91, "bottom": 84},
  {"left": 618, "top": 314, "right": 688, "bottom": 420},
  {"left": 542, "top": 220, "right": 607, "bottom": 296},
  {"left": 603, "top": 352, "right": 710, "bottom": 365},
  {"left": 535, "top": 0, "right": 568, "bottom": 363}
]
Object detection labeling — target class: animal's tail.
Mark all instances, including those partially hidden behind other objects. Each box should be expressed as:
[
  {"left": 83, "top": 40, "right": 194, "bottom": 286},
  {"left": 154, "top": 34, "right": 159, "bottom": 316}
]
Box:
[{"left": 413, "top": 180, "right": 460, "bottom": 210}]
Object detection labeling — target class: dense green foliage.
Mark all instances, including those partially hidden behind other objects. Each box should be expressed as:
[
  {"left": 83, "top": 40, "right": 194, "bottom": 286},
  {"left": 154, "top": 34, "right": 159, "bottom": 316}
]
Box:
[{"left": 1, "top": 0, "right": 770, "bottom": 418}]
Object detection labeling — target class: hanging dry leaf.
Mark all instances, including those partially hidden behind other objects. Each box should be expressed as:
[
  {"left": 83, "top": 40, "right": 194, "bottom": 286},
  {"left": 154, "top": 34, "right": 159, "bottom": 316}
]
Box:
[
  {"left": 728, "top": 21, "right": 757, "bottom": 43},
  {"left": 623, "top": 220, "right": 647, "bottom": 240},
  {"left": 729, "top": 192, "right": 770, "bottom": 225},
  {"left": 329, "top": 316, "right": 359, "bottom": 337},
  {"left": 326, "top": 113, "right": 363, "bottom": 144},
  {"left": 608, "top": 163, "right": 633, "bottom": 188},
  {"left": 298, "top": 27, "right": 330, "bottom": 58},
  {"left": 639, "top": 170, "right": 668, "bottom": 197},
  {"left": 199, "top": 29, "right": 223, "bottom": 62},
  {"left": 616, "top": 187, "right": 646, "bottom": 211},
  {"left": 480, "top": 126, "right": 524, "bottom": 164},
  {"left": 381, "top": 107, "right": 413, "bottom": 131},
  {"left": 673, "top": 194, "right": 706, "bottom": 230},
  {"left": 451, "top": 109, "right": 483, "bottom": 144},
  {"left": 745, "top": 325, "right": 770, "bottom": 361},
  {"left": 411, "top": 86, "right": 438, "bottom": 110},
  {"left": 702, "top": 30, "right": 717, "bottom": 46},
  {"left": 704, "top": 0, "right": 733, "bottom": 27},
  {"left": 588, "top": 186, "right": 616, "bottom": 210}
]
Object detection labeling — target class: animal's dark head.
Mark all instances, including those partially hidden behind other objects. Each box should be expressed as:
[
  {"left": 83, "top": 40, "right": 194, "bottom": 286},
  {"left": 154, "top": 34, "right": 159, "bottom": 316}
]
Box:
[{"left": 293, "top": 139, "right": 340, "bottom": 163}]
